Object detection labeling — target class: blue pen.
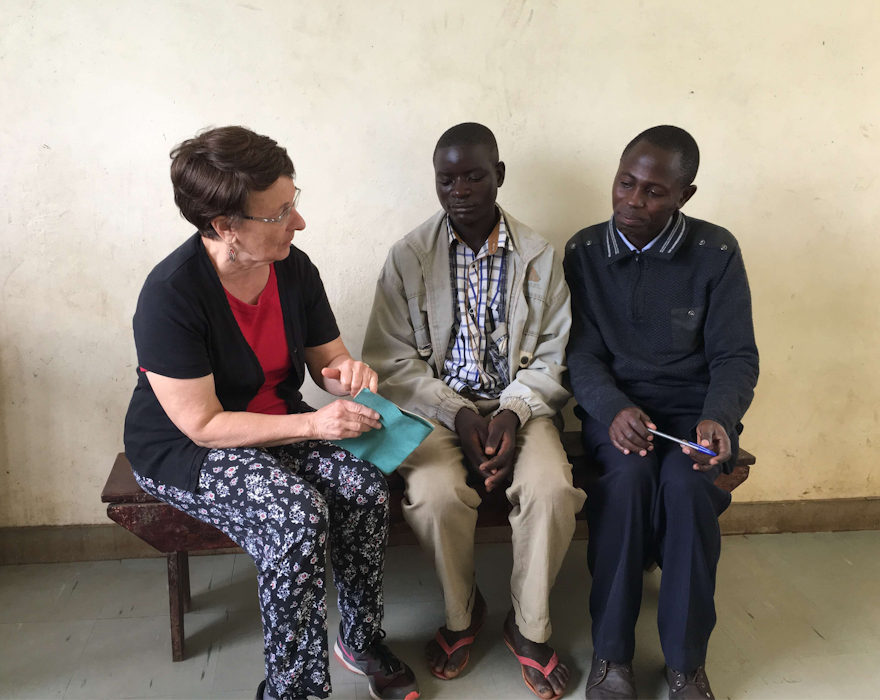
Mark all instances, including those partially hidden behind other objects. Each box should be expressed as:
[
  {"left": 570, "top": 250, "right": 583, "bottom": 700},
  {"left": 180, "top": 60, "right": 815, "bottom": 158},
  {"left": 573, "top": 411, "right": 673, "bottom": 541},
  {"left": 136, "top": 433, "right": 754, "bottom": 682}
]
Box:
[{"left": 647, "top": 428, "right": 717, "bottom": 457}]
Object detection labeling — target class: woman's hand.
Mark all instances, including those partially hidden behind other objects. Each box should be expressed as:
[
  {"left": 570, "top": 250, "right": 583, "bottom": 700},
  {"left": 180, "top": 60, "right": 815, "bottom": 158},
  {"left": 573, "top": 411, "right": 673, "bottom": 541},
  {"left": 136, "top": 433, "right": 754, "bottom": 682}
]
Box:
[
  {"left": 308, "top": 399, "right": 382, "bottom": 440},
  {"left": 321, "top": 358, "right": 378, "bottom": 397},
  {"left": 305, "top": 337, "right": 379, "bottom": 397}
]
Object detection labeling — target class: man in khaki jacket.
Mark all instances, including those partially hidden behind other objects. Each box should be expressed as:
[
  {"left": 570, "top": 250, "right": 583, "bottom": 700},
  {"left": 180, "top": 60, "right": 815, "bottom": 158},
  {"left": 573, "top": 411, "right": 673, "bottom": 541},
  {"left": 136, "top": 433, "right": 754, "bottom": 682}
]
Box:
[{"left": 363, "top": 123, "right": 585, "bottom": 700}]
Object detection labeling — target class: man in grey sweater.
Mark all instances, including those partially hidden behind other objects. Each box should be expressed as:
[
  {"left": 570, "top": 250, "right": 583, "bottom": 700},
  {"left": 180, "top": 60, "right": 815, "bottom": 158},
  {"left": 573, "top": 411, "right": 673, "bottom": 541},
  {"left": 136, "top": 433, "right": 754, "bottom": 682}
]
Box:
[
  {"left": 564, "top": 126, "right": 759, "bottom": 700},
  {"left": 364, "top": 123, "right": 585, "bottom": 700}
]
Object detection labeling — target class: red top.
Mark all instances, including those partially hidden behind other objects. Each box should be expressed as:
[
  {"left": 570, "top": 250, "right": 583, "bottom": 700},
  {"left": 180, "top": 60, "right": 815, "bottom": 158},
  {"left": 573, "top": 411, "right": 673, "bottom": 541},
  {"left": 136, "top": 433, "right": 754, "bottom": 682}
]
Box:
[{"left": 224, "top": 265, "right": 292, "bottom": 415}]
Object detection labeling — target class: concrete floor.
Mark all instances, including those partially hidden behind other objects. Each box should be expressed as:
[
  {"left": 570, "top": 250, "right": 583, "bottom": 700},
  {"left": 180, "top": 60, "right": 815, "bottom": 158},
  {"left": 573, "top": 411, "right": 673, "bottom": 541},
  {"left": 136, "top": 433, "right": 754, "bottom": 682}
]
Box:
[{"left": 1, "top": 531, "right": 879, "bottom": 699}]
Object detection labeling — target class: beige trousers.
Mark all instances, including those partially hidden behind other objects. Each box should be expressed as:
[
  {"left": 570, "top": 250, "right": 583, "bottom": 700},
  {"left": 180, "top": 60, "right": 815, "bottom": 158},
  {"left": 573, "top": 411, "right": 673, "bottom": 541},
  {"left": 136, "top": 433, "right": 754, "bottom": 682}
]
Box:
[{"left": 397, "top": 401, "right": 586, "bottom": 643}]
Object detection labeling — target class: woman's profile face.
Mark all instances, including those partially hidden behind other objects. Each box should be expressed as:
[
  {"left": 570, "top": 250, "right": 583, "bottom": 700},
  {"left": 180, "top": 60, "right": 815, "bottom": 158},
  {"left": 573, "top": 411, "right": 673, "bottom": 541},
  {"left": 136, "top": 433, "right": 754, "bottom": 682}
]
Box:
[{"left": 235, "top": 176, "right": 305, "bottom": 263}]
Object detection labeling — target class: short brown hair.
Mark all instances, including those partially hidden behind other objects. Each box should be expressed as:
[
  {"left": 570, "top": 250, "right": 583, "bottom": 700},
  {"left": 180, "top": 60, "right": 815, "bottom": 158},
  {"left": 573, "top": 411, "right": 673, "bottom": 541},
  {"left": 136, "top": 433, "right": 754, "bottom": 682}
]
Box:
[{"left": 170, "top": 126, "right": 295, "bottom": 238}]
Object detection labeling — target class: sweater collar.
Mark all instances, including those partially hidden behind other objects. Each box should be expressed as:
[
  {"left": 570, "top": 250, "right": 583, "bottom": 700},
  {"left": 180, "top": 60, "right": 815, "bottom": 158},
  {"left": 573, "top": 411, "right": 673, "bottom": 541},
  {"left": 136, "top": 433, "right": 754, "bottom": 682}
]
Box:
[{"left": 603, "top": 210, "right": 688, "bottom": 265}]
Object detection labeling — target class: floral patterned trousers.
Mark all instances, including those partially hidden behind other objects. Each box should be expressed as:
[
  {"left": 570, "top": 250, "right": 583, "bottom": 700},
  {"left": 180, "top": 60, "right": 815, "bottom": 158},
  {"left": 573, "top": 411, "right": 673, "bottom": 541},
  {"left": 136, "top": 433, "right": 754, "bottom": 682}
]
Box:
[{"left": 133, "top": 441, "right": 389, "bottom": 700}]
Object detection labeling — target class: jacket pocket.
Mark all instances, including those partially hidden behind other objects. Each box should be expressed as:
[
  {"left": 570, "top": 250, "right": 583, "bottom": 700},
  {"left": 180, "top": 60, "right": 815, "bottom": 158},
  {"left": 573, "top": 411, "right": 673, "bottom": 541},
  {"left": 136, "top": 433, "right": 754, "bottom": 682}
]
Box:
[
  {"left": 406, "top": 293, "right": 432, "bottom": 358},
  {"left": 670, "top": 306, "right": 705, "bottom": 353},
  {"left": 413, "top": 325, "right": 432, "bottom": 358}
]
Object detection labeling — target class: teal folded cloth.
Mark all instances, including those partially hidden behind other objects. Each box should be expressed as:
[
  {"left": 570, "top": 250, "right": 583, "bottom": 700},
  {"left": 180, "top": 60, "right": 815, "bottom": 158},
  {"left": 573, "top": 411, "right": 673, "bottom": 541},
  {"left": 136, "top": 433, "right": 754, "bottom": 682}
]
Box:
[{"left": 333, "top": 389, "right": 434, "bottom": 475}]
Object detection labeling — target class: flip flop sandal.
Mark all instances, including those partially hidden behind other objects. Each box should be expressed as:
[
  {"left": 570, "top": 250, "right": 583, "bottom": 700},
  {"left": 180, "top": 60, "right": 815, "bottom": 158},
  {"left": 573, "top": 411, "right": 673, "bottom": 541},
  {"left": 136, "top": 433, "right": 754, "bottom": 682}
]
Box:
[
  {"left": 502, "top": 630, "right": 564, "bottom": 700},
  {"left": 428, "top": 608, "right": 487, "bottom": 680}
]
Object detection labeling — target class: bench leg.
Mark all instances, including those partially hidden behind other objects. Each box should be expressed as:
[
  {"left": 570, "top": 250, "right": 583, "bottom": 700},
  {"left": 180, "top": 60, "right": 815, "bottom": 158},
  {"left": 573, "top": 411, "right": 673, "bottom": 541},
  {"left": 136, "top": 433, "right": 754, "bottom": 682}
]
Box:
[
  {"left": 167, "top": 552, "right": 186, "bottom": 662},
  {"left": 180, "top": 551, "right": 192, "bottom": 613}
]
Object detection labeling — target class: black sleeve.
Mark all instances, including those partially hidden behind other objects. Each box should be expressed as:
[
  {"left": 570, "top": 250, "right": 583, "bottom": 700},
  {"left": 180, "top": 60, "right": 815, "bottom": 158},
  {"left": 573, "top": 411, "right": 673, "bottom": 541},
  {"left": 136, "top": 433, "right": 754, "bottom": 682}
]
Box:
[
  {"left": 302, "top": 258, "right": 341, "bottom": 348},
  {"left": 133, "top": 279, "right": 212, "bottom": 379},
  {"left": 699, "top": 246, "right": 760, "bottom": 435},
  {"left": 564, "top": 246, "right": 637, "bottom": 426}
]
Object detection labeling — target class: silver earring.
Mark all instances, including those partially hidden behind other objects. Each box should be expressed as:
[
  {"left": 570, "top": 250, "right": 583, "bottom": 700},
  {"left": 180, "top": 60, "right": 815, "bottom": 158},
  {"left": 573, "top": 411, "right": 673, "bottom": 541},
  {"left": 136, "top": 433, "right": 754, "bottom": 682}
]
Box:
[{"left": 228, "top": 247, "right": 236, "bottom": 262}]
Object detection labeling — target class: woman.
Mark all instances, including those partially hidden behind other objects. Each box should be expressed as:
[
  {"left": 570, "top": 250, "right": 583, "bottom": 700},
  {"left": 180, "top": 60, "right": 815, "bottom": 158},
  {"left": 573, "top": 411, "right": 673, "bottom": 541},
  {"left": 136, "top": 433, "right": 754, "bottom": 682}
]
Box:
[{"left": 123, "top": 126, "right": 419, "bottom": 700}]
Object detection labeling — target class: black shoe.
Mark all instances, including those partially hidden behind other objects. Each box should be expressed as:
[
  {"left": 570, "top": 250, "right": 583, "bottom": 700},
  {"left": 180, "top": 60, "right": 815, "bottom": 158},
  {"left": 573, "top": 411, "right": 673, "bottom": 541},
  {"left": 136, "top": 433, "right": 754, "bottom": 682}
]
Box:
[
  {"left": 666, "top": 665, "right": 715, "bottom": 699},
  {"left": 335, "top": 628, "right": 420, "bottom": 700},
  {"left": 585, "top": 654, "right": 637, "bottom": 699}
]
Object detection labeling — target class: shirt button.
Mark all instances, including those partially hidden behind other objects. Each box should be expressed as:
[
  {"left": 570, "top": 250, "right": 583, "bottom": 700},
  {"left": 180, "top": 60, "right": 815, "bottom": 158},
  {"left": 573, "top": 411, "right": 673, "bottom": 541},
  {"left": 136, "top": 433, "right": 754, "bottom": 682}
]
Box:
[
  {"left": 688, "top": 310, "right": 695, "bottom": 316},
  {"left": 521, "top": 356, "right": 529, "bottom": 364},
  {"left": 571, "top": 243, "right": 577, "bottom": 249},
  {"left": 586, "top": 240, "right": 592, "bottom": 246},
  {"left": 292, "top": 347, "right": 298, "bottom": 353},
  {"left": 698, "top": 240, "right": 706, "bottom": 246},
  {"left": 468, "top": 308, "right": 475, "bottom": 317},
  {"left": 721, "top": 244, "right": 728, "bottom": 251}
]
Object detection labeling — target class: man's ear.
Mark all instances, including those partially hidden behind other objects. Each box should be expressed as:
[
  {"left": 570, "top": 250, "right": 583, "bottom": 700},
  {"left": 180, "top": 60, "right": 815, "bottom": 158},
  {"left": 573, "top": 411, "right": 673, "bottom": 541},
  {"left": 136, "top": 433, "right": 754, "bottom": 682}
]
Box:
[
  {"left": 678, "top": 184, "right": 697, "bottom": 209},
  {"left": 210, "top": 215, "right": 236, "bottom": 245},
  {"left": 496, "top": 161, "right": 506, "bottom": 188}
]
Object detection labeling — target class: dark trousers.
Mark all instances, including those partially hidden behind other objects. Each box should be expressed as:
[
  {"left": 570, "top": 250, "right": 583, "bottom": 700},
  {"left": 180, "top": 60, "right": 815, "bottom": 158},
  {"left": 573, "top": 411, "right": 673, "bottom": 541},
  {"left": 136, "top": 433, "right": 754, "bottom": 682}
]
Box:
[
  {"left": 134, "top": 441, "right": 389, "bottom": 700},
  {"left": 582, "top": 414, "right": 731, "bottom": 672}
]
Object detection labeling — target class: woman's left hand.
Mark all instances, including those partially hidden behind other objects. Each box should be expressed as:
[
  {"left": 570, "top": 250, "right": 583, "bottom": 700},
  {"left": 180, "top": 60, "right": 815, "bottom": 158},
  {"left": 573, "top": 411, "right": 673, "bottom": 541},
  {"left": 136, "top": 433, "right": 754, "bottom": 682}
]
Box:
[{"left": 321, "top": 358, "right": 379, "bottom": 397}]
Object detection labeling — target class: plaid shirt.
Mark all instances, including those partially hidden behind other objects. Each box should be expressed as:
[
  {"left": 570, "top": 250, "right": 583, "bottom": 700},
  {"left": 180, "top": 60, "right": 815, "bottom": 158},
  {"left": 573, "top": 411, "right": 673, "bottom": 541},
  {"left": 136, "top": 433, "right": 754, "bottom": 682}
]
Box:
[{"left": 442, "top": 212, "right": 510, "bottom": 398}]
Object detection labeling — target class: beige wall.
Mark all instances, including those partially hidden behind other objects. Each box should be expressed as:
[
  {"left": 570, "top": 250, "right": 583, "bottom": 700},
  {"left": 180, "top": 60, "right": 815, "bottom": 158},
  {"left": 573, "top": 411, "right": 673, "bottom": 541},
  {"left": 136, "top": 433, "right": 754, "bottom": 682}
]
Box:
[{"left": 1, "top": 0, "right": 878, "bottom": 527}]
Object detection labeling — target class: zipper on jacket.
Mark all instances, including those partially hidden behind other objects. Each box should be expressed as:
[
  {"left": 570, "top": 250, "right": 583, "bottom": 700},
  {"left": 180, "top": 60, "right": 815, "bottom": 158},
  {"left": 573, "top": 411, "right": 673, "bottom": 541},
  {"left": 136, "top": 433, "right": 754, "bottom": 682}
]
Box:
[{"left": 631, "top": 254, "right": 645, "bottom": 321}]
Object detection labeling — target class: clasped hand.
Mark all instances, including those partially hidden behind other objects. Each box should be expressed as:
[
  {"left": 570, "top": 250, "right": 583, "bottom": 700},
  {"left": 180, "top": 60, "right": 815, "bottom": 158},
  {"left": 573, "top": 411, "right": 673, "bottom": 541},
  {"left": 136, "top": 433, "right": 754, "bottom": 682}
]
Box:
[{"left": 455, "top": 407, "right": 519, "bottom": 492}]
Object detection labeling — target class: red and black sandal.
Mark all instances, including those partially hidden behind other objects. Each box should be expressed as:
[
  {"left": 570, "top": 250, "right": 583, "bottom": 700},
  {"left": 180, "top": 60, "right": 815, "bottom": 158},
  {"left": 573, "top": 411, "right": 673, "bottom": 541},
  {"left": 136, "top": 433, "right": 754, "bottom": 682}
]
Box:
[
  {"left": 502, "top": 630, "right": 565, "bottom": 700},
  {"left": 428, "top": 607, "right": 487, "bottom": 680}
]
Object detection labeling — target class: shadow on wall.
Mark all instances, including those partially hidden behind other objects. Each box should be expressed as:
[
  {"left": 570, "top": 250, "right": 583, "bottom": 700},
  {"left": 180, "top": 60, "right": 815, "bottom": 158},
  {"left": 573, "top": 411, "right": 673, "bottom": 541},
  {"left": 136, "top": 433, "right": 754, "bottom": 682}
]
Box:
[
  {"left": 0, "top": 329, "right": 10, "bottom": 523},
  {"left": 509, "top": 152, "right": 609, "bottom": 250},
  {"left": 740, "top": 187, "right": 879, "bottom": 499},
  {"left": 0, "top": 323, "right": 71, "bottom": 527},
  {"left": 512, "top": 151, "right": 609, "bottom": 431}
]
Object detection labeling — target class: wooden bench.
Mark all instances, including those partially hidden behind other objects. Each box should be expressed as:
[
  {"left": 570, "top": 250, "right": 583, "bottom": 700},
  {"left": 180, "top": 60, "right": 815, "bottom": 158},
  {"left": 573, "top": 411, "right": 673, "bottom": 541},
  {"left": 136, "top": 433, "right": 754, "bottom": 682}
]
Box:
[{"left": 101, "top": 436, "right": 755, "bottom": 661}]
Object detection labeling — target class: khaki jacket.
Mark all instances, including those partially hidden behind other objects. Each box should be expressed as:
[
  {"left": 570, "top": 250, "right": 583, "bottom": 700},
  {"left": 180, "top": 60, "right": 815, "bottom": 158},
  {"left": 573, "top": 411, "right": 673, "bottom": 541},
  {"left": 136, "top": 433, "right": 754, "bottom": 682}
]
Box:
[{"left": 363, "top": 207, "right": 572, "bottom": 430}]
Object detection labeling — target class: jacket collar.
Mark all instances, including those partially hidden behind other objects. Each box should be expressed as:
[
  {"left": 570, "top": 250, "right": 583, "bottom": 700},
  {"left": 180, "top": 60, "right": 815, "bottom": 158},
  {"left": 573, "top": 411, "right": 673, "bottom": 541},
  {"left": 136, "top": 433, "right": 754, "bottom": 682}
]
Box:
[
  {"left": 603, "top": 210, "right": 689, "bottom": 265},
  {"left": 446, "top": 206, "right": 512, "bottom": 256},
  {"left": 406, "top": 205, "right": 545, "bottom": 265},
  {"left": 403, "top": 206, "right": 547, "bottom": 371}
]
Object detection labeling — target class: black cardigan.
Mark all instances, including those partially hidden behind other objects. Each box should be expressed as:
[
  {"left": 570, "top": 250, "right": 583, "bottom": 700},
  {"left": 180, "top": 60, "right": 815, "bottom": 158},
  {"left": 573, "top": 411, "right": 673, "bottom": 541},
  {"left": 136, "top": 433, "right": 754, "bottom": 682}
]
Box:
[
  {"left": 563, "top": 213, "right": 759, "bottom": 453},
  {"left": 123, "top": 234, "right": 339, "bottom": 491}
]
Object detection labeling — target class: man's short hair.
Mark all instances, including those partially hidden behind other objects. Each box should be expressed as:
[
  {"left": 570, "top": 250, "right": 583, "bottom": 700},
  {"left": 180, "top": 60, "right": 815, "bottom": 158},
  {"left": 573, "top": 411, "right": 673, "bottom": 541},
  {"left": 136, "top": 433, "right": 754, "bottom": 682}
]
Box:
[
  {"left": 434, "top": 122, "right": 499, "bottom": 163},
  {"left": 622, "top": 125, "right": 699, "bottom": 186}
]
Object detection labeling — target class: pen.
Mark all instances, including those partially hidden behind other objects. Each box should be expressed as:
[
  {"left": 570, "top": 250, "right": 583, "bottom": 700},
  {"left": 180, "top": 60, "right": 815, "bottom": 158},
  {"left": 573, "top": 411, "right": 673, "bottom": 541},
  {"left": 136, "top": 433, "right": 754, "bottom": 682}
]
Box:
[{"left": 647, "top": 428, "right": 718, "bottom": 457}]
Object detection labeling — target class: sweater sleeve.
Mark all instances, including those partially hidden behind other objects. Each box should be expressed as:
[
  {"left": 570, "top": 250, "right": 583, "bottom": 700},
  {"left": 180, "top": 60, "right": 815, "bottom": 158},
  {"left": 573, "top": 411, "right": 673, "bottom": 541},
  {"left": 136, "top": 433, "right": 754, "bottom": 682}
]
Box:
[
  {"left": 563, "top": 246, "right": 638, "bottom": 427},
  {"left": 133, "top": 279, "right": 212, "bottom": 379},
  {"left": 698, "top": 246, "right": 760, "bottom": 436}
]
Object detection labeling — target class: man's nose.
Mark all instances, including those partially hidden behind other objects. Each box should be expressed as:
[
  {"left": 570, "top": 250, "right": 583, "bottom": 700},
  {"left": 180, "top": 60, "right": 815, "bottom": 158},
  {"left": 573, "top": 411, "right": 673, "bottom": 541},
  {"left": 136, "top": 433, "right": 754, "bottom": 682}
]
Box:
[
  {"left": 627, "top": 189, "right": 646, "bottom": 208},
  {"left": 451, "top": 178, "right": 471, "bottom": 199}
]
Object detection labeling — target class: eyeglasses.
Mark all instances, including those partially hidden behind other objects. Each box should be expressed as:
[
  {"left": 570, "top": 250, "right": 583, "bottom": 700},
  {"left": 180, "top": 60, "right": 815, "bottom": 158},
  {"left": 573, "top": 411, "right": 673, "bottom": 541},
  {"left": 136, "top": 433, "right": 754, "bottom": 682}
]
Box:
[{"left": 241, "top": 187, "right": 301, "bottom": 223}]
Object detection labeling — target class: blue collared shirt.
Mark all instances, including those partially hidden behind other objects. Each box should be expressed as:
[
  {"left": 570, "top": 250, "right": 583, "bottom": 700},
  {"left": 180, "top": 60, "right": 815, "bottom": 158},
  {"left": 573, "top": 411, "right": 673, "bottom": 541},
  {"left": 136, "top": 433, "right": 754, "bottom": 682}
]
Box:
[{"left": 616, "top": 215, "right": 673, "bottom": 253}]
